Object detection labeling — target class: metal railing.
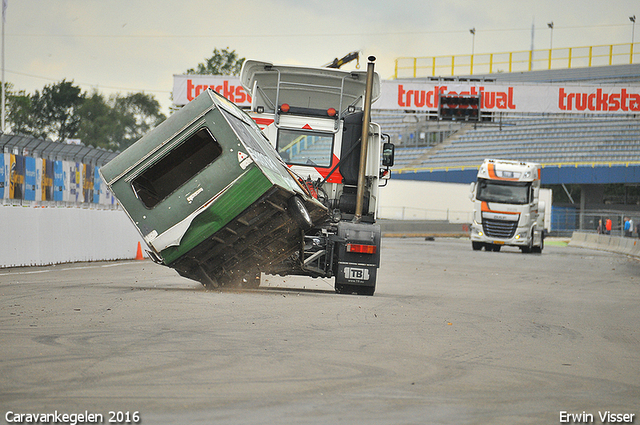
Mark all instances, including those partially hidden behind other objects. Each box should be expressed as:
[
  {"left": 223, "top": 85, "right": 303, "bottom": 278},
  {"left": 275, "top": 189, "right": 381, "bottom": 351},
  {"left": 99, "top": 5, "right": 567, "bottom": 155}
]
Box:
[
  {"left": 552, "top": 207, "right": 639, "bottom": 237},
  {"left": 395, "top": 42, "right": 640, "bottom": 79}
]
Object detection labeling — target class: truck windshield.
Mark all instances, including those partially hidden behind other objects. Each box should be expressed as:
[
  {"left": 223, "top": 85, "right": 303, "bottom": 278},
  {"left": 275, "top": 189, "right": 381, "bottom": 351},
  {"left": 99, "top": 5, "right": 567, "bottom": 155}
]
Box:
[
  {"left": 276, "top": 129, "right": 334, "bottom": 167},
  {"left": 476, "top": 179, "right": 530, "bottom": 204}
]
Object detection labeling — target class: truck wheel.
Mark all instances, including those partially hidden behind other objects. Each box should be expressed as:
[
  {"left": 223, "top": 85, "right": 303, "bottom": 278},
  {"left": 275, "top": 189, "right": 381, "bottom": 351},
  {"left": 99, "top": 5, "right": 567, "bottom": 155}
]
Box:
[
  {"left": 472, "top": 242, "right": 483, "bottom": 251},
  {"left": 288, "top": 196, "right": 313, "bottom": 230},
  {"left": 532, "top": 232, "right": 544, "bottom": 254}
]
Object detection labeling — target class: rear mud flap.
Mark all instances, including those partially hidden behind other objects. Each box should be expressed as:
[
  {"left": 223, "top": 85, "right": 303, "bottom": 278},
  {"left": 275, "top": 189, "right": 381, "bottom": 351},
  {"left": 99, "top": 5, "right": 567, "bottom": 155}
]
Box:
[
  {"left": 335, "top": 222, "right": 381, "bottom": 288},
  {"left": 336, "top": 263, "right": 377, "bottom": 287}
]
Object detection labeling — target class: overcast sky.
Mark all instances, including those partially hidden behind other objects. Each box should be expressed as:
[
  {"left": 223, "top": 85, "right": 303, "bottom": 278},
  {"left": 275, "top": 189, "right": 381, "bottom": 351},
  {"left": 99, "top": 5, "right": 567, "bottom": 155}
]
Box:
[{"left": 6, "top": 0, "right": 639, "bottom": 113}]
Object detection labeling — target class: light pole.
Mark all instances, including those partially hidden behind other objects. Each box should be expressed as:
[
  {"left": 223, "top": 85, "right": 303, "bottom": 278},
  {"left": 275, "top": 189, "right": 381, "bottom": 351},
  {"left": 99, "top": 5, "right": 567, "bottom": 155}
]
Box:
[
  {"left": 469, "top": 28, "right": 476, "bottom": 74},
  {"left": 547, "top": 22, "right": 554, "bottom": 69}
]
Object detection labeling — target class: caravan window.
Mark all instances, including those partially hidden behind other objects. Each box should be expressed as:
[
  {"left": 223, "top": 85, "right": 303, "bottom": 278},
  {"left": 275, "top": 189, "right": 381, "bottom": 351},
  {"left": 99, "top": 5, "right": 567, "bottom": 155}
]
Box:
[{"left": 132, "top": 128, "right": 222, "bottom": 208}]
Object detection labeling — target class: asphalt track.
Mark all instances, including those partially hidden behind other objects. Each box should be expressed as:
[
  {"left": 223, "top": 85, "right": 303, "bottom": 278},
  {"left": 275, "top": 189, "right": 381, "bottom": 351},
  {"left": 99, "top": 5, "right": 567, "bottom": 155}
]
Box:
[{"left": 1, "top": 238, "right": 639, "bottom": 425}]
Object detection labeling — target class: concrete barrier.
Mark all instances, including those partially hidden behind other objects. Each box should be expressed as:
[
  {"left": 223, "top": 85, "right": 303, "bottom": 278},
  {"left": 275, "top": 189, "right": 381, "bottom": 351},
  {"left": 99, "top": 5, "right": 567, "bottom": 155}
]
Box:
[
  {"left": 569, "top": 231, "right": 640, "bottom": 258},
  {"left": 378, "top": 219, "right": 469, "bottom": 238},
  {"left": 0, "top": 205, "right": 144, "bottom": 268}
]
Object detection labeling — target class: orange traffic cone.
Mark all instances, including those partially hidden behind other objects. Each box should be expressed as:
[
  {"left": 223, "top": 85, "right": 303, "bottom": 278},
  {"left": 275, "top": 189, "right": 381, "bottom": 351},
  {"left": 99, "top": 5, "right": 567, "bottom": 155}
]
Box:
[{"left": 135, "top": 242, "right": 144, "bottom": 260}]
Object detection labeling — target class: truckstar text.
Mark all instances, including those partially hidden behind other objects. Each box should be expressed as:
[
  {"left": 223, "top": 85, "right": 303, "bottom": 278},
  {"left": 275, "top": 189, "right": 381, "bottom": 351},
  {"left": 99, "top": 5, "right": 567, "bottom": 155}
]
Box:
[
  {"left": 186, "top": 79, "right": 251, "bottom": 103},
  {"left": 559, "top": 88, "right": 640, "bottom": 112}
]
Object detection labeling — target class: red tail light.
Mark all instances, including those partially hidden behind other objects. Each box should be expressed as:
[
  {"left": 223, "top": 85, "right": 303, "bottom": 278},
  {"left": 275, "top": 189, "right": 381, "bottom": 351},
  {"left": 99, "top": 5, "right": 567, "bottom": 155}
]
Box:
[
  {"left": 346, "top": 243, "right": 377, "bottom": 254},
  {"left": 327, "top": 108, "right": 337, "bottom": 117},
  {"left": 280, "top": 103, "right": 290, "bottom": 113}
]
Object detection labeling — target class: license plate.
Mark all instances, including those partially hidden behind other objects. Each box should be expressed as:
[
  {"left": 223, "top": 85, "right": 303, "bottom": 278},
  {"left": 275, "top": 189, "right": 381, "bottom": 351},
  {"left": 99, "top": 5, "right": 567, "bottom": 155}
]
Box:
[{"left": 493, "top": 241, "right": 505, "bottom": 245}]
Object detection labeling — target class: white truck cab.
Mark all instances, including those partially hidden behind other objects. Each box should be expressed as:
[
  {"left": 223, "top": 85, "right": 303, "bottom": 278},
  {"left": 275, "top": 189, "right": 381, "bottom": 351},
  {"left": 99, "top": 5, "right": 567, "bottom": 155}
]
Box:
[
  {"left": 470, "top": 159, "right": 550, "bottom": 253},
  {"left": 239, "top": 58, "right": 394, "bottom": 295}
]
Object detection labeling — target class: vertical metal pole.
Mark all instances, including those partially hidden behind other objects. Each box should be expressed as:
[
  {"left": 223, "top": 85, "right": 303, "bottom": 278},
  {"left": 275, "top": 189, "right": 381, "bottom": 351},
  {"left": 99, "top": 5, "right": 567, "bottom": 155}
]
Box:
[
  {"left": 1, "top": 0, "right": 5, "bottom": 134},
  {"left": 354, "top": 56, "right": 376, "bottom": 222}
]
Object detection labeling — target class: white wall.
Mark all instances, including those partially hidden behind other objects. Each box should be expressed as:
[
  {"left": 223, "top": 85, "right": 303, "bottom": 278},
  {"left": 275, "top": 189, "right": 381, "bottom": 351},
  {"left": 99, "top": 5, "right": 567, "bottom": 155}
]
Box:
[
  {"left": 0, "top": 206, "right": 145, "bottom": 268},
  {"left": 378, "top": 179, "right": 472, "bottom": 222},
  {"left": 0, "top": 179, "right": 500, "bottom": 268}
]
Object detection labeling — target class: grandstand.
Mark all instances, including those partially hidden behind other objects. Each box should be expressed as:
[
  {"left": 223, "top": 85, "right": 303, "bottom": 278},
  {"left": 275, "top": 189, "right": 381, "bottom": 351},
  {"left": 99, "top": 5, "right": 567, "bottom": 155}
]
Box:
[
  {"left": 382, "top": 63, "right": 640, "bottom": 187},
  {"left": 394, "top": 114, "right": 640, "bottom": 170}
]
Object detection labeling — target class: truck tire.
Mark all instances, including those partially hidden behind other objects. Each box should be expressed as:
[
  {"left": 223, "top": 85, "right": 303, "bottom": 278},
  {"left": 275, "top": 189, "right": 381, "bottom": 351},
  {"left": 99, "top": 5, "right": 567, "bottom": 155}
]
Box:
[
  {"left": 288, "top": 196, "right": 313, "bottom": 230},
  {"left": 472, "top": 242, "right": 483, "bottom": 251},
  {"left": 521, "top": 233, "right": 534, "bottom": 253},
  {"left": 532, "top": 231, "right": 544, "bottom": 254}
]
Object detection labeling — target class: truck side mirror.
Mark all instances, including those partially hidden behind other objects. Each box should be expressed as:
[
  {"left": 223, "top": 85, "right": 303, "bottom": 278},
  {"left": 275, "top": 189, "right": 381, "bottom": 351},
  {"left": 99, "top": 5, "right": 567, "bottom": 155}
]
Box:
[{"left": 382, "top": 142, "right": 395, "bottom": 167}]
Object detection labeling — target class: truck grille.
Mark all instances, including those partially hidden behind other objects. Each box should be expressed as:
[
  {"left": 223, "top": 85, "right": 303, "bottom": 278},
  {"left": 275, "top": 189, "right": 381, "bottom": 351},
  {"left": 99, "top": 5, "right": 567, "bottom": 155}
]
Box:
[{"left": 483, "top": 219, "right": 518, "bottom": 238}]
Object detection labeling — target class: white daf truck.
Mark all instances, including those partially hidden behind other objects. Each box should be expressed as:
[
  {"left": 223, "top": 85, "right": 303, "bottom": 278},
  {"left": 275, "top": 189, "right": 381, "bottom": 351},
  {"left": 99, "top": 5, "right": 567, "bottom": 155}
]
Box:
[
  {"left": 239, "top": 57, "right": 394, "bottom": 295},
  {"left": 469, "top": 159, "right": 550, "bottom": 253}
]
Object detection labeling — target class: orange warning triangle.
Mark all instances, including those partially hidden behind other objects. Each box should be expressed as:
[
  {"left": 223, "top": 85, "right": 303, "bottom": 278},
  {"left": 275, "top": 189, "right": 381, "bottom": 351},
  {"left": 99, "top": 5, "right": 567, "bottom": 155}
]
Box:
[{"left": 302, "top": 124, "right": 313, "bottom": 130}]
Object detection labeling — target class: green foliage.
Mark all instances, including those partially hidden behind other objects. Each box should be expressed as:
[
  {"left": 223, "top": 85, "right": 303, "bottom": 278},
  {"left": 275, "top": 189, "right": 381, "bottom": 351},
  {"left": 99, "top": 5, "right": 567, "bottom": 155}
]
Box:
[
  {"left": 6, "top": 85, "right": 33, "bottom": 135},
  {"left": 7, "top": 80, "right": 83, "bottom": 142},
  {"left": 6, "top": 81, "right": 165, "bottom": 150},
  {"left": 76, "top": 91, "right": 166, "bottom": 150},
  {"left": 185, "top": 47, "right": 245, "bottom": 76},
  {"left": 34, "top": 80, "right": 84, "bottom": 142}
]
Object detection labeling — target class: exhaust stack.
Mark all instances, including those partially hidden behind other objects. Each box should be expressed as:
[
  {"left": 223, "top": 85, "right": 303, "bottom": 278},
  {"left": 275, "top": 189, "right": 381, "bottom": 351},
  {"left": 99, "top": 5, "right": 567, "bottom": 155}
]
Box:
[{"left": 354, "top": 56, "right": 376, "bottom": 222}]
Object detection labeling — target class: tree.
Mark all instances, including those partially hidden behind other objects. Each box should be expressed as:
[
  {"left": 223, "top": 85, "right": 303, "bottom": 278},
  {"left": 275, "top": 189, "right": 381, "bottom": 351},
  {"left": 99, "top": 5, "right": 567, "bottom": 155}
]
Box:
[
  {"left": 6, "top": 80, "right": 84, "bottom": 142},
  {"left": 185, "top": 47, "right": 245, "bottom": 76},
  {"left": 112, "top": 92, "right": 166, "bottom": 149},
  {"left": 32, "top": 80, "right": 84, "bottom": 142},
  {"left": 75, "top": 91, "right": 120, "bottom": 149},
  {"left": 6, "top": 84, "right": 34, "bottom": 135},
  {"left": 5, "top": 80, "right": 166, "bottom": 150},
  {"left": 76, "top": 91, "right": 166, "bottom": 150}
]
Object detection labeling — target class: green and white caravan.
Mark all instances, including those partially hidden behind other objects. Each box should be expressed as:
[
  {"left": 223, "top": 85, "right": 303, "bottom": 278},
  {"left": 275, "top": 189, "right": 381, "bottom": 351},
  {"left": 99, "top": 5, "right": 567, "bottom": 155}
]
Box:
[{"left": 100, "top": 89, "right": 327, "bottom": 288}]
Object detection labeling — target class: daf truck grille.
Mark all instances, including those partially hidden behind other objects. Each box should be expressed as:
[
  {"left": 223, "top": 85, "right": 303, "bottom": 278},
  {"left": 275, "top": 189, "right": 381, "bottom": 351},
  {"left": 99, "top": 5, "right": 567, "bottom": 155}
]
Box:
[{"left": 483, "top": 219, "right": 518, "bottom": 238}]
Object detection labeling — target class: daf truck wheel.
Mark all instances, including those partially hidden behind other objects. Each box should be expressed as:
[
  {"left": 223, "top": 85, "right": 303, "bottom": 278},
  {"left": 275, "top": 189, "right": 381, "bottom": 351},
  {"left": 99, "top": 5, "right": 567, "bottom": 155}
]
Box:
[{"left": 532, "top": 231, "right": 544, "bottom": 254}]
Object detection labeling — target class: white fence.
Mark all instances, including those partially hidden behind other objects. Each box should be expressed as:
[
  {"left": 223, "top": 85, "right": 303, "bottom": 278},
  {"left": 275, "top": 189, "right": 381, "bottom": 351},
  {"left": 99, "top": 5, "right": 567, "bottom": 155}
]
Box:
[{"left": 0, "top": 205, "right": 144, "bottom": 268}]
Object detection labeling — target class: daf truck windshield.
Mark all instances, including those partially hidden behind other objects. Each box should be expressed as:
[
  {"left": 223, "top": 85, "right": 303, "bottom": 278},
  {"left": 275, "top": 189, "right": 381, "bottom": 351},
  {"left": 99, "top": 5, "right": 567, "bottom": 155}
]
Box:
[{"left": 476, "top": 179, "right": 530, "bottom": 204}]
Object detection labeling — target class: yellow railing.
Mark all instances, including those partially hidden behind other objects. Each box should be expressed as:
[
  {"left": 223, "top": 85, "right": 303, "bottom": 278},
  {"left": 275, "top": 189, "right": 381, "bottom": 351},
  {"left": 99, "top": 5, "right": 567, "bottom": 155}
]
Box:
[{"left": 394, "top": 42, "right": 640, "bottom": 79}]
